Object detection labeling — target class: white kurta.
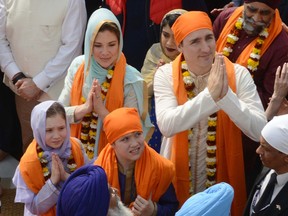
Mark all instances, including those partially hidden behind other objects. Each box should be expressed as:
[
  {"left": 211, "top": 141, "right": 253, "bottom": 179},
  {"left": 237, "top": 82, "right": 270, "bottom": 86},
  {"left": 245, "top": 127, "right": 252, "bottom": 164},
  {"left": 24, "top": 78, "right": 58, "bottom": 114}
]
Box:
[
  {"left": 0, "top": 0, "right": 86, "bottom": 101},
  {"left": 154, "top": 62, "right": 267, "bottom": 192}
]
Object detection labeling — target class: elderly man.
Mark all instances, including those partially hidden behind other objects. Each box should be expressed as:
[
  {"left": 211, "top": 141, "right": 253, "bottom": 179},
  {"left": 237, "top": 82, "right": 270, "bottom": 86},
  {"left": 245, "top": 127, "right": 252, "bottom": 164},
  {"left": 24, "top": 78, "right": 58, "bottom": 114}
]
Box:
[
  {"left": 214, "top": 0, "right": 288, "bottom": 109},
  {"left": 243, "top": 114, "right": 288, "bottom": 216},
  {"left": 57, "top": 165, "right": 133, "bottom": 216},
  {"left": 153, "top": 11, "right": 266, "bottom": 215},
  {"left": 213, "top": 0, "right": 288, "bottom": 196}
]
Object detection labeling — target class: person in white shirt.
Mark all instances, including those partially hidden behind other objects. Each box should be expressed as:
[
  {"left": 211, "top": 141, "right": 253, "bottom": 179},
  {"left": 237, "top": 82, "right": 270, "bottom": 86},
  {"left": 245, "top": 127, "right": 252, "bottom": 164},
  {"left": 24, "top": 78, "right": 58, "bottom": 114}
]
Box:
[
  {"left": 0, "top": 0, "right": 86, "bottom": 153},
  {"left": 153, "top": 11, "right": 266, "bottom": 215}
]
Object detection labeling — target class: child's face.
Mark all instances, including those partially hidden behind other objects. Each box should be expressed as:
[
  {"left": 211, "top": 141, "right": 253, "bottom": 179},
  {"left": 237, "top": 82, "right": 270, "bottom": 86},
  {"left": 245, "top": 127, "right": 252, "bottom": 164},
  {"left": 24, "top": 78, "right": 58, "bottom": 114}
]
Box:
[
  {"left": 45, "top": 114, "right": 67, "bottom": 149},
  {"left": 112, "top": 131, "right": 145, "bottom": 166}
]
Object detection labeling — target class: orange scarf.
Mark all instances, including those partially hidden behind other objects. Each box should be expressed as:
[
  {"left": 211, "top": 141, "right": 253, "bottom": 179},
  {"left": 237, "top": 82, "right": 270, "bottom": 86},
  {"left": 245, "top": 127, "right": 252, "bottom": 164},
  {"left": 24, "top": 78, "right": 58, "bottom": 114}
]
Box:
[
  {"left": 171, "top": 54, "right": 246, "bottom": 216},
  {"left": 70, "top": 53, "right": 126, "bottom": 154},
  {"left": 19, "top": 138, "right": 84, "bottom": 216},
  {"left": 95, "top": 143, "right": 175, "bottom": 205},
  {"left": 216, "top": 6, "right": 282, "bottom": 68}
]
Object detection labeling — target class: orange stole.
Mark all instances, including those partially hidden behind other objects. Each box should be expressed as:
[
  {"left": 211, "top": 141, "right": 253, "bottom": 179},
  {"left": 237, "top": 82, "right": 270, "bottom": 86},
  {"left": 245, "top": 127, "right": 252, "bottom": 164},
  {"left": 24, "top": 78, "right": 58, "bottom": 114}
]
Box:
[
  {"left": 171, "top": 54, "right": 246, "bottom": 216},
  {"left": 95, "top": 143, "right": 175, "bottom": 204},
  {"left": 19, "top": 138, "right": 84, "bottom": 216},
  {"left": 70, "top": 53, "right": 126, "bottom": 154},
  {"left": 216, "top": 6, "right": 282, "bottom": 68}
]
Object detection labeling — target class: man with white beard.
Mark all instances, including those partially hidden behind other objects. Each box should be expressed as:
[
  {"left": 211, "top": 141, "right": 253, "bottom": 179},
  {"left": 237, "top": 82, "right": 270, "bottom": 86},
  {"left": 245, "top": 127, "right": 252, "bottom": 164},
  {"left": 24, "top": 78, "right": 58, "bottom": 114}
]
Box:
[
  {"left": 213, "top": 0, "right": 288, "bottom": 195},
  {"left": 57, "top": 165, "right": 133, "bottom": 216}
]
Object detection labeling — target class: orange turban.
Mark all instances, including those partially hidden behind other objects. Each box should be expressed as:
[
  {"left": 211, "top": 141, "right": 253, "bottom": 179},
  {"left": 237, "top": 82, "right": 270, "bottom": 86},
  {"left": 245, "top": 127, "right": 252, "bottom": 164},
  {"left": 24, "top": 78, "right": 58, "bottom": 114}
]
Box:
[
  {"left": 103, "top": 107, "right": 143, "bottom": 144},
  {"left": 171, "top": 11, "right": 212, "bottom": 46}
]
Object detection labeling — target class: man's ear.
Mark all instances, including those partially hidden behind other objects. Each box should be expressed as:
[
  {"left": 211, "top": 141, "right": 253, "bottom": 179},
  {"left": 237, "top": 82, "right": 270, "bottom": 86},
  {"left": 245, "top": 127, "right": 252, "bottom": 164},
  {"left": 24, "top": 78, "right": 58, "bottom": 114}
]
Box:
[{"left": 283, "top": 154, "right": 288, "bottom": 164}]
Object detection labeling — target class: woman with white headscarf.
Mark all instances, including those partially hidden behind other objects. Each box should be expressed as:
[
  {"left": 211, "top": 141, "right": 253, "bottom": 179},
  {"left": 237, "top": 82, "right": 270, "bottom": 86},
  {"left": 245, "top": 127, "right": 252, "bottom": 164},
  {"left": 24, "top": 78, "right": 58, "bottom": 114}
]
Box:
[{"left": 12, "top": 101, "right": 88, "bottom": 216}]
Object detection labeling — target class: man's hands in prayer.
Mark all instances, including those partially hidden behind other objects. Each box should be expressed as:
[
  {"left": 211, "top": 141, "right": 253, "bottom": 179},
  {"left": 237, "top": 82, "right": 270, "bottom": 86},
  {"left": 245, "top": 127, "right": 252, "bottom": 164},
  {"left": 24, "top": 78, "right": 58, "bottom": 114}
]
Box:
[{"left": 207, "top": 53, "right": 228, "bottom": 102}]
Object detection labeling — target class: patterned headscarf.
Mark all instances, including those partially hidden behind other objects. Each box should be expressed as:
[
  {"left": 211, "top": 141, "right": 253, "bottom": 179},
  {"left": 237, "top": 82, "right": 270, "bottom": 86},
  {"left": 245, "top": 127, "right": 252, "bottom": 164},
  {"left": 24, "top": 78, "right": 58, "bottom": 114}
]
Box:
[
  {"left": 244, "top": 0, "right": 281, "bottom": 9},
  {"left": 31, "top": 100, "right": 71, "bottom": 160},
  {"left": 57, "top": 165, "right": 110, "bottom": 216}
]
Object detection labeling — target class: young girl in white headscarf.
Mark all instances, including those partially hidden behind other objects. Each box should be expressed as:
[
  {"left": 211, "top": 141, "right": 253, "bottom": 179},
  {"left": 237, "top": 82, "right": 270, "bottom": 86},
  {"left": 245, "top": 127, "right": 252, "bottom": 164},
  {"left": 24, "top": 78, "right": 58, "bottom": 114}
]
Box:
[{"left": 12, "top": 101, "right": 89, "bottom": 216}]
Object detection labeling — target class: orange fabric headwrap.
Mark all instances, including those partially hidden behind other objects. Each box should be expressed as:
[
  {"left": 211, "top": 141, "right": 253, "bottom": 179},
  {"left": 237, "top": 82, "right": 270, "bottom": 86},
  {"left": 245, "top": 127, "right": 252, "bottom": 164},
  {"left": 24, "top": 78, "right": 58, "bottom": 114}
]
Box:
[
  {"left": 103, "top": 108, "right": 143, "bottom": 144},
  {"left": 171, "top": 11, "right": 212, "bottom": 46}
]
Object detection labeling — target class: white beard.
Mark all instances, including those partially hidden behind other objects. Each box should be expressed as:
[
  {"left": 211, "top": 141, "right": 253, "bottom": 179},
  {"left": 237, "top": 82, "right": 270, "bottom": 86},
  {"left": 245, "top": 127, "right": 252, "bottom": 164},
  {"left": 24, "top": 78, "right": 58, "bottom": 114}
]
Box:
[{"left": 107, "top": 199, "right": 133, "bottom": 216}]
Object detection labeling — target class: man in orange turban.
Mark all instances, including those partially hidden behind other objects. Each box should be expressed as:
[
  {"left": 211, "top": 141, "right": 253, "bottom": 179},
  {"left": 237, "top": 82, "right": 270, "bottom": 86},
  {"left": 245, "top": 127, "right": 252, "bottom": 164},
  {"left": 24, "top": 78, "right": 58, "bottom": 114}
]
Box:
[
  {"left": 153, "top": 11, "right": 266, "bottom": 216},
  {"left": 94, "top": 107, "right": 179, "bottom": 215}
]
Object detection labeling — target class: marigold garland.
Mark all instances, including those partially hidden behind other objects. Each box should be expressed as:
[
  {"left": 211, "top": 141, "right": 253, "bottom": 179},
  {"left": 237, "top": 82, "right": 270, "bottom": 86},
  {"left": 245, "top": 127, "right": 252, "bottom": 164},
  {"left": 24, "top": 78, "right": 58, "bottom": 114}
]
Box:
[
  {"left": 181, "top": 61, "right": 217, "bottom": 194},
  {"left": 37, "top": 144, "right": 77, "bottom": 181},
  {"left": 80, "top": 67, "right": 114, "bottom": 160},
  {"left": 222, "top": 17, "right": 269, "bottom": 77}
]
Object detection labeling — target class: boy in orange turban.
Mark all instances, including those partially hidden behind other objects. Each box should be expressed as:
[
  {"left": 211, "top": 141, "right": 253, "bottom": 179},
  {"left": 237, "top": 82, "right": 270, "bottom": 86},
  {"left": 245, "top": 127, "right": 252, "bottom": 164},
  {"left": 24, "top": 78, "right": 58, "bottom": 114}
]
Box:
[
  {"left": 154, "top": 11, "right": 266, "bottom": 216},
  {"left": 95, "top": 107, "right": 178, "bottom": 215}
]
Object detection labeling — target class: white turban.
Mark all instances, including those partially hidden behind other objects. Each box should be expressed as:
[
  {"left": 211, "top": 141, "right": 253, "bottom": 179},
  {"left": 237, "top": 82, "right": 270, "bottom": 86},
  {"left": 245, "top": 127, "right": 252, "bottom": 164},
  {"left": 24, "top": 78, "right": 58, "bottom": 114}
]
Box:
[{"left": 261, "top": 114, "right": 288, "bottom": 154}]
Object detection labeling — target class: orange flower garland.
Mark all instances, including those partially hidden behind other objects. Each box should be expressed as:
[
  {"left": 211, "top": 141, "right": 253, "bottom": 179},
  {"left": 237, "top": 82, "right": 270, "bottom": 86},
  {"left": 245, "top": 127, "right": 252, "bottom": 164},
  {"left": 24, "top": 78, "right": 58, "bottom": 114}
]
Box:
[
  {"left": 37, "top": 144, "right": 77, "bottom": 181},
  {"left": 222, "top": 17, "right": 269, "bottom": 77},
  {"left": 181, "top": 60, "right": 217, "bottom": 194},
  {"left": 80, "top": 68, "right": 114, "bottom": 160}
]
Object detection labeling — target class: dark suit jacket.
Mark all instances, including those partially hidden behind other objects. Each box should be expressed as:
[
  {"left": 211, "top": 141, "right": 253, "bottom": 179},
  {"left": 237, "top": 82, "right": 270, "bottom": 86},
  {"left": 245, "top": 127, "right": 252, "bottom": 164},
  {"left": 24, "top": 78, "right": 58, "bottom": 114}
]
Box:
[{"left": 243, "top": 167, "right": 288, "bottom": 216}]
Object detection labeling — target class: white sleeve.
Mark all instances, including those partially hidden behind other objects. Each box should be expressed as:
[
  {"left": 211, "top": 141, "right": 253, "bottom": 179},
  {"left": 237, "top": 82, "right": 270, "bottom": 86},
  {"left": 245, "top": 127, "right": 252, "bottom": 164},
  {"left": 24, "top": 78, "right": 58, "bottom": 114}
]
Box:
[
  {"left": 0, "top": 0, "right": 21, "bottom": 77},
  {"left": 217, "top": 64, "right": 267, "bottom": 141},
  {"left": 32, "top": 0, "right": 87, "bottom": 91}
]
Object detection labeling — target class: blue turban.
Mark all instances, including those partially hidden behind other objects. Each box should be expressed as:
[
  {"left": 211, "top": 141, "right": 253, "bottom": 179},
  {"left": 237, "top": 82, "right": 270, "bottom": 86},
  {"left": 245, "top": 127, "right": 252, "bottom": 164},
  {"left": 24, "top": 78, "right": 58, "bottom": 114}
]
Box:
[
  {"left": 176, "top": 182, "right": 234, "bottom": 216},
  {"left": 57, "top": 165, "right": 110, "bottom": 216}
]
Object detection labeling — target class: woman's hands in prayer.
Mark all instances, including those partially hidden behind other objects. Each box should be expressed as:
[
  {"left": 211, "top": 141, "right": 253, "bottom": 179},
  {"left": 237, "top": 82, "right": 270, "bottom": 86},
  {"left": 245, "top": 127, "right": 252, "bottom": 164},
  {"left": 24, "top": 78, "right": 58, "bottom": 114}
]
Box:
[
  {"left": 74, "top": 78, "right": 109, "bottom": 122},
  {"left": 91, "top": 79, "right": 109, "bottom": 120},
  {"left": 132, "top": 194, "right": 155, "bottom": 216},
  {"left": 207, "top": 53, "right": 228, "bottom": 102}
]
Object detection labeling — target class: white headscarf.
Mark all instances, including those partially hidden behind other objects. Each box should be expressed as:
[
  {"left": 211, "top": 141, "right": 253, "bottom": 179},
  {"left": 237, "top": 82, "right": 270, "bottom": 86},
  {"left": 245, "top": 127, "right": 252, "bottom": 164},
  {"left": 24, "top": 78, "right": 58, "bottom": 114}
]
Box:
[
  {"left": 261, "top": 114, "right": 288, "bottom": 154},
  {"left": 31, "top": 100, "right": 71, "bottom": 161}
]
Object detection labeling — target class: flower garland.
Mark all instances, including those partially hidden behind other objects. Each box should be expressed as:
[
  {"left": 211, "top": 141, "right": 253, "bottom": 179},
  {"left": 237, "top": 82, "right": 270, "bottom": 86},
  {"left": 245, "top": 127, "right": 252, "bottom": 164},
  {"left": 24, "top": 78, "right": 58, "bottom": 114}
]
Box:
[
  {"left": 80, "top": 68, "right": 114, "bottom": 160},
  {"left": 222, "top": 16, "right": 269, "bottom": 77},
  {"left": 181, "top": 61, "right": 217, "bottom": 194},
  {"left": 37, "top": 144, "right": 77, "bottom": 181}
]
